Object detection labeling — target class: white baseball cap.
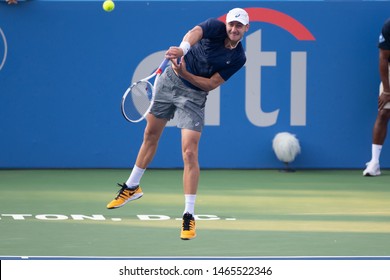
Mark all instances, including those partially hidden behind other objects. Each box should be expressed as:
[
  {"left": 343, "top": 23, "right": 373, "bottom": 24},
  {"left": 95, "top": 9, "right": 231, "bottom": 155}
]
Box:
[{"left": 226, "top": 8, "right": 249, "bottom": 25}]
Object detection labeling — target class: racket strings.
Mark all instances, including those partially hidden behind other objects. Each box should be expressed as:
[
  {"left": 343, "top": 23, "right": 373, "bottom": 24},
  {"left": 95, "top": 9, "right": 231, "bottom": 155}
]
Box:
[{"left": 123, "top": 81, "right": 153, "bottom": 121}]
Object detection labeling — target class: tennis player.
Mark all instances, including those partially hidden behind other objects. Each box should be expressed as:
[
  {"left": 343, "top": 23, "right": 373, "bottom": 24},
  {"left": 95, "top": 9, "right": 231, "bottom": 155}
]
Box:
[
  {"left": 107, "top": 8, "right": 250, "bottom": 239},
  {"left": 364, "top": 18, "right": 390, "bottom": 176}
]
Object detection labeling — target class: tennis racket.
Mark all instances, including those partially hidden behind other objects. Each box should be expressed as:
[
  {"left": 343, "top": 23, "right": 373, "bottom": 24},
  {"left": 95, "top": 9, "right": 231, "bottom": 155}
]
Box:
[{"left": 121, "top": 58, "right": 169, "bottom": 123}]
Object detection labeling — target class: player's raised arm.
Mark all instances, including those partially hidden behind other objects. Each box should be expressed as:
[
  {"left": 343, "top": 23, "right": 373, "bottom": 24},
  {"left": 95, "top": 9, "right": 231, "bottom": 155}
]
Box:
[{"left": 165, "top": 25, "right": 203, "bottom": 60}]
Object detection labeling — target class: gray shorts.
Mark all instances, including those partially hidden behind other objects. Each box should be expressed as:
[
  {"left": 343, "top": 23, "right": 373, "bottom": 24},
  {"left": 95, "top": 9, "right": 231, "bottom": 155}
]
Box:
[{"left": 151, "top": 66, "right": 208, "bottom": 132}]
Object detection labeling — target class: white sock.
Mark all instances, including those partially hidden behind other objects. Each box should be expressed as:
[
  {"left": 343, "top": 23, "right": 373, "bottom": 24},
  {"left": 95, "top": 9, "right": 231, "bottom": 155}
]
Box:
[
  {"left": 371, "top": 144, "right": 382, "bottom": 163},
  {"left": 125, "top": 165, "right": 145, "bottom": 188},
  {"left": 184, "top": 194, "right": 196, "bottom": 215}
]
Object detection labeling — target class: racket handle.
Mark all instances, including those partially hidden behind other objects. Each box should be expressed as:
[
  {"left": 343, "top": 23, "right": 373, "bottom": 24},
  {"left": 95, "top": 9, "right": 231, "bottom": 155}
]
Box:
[{"left": 156, "top": 58, "right": 169, "bottom": 74}]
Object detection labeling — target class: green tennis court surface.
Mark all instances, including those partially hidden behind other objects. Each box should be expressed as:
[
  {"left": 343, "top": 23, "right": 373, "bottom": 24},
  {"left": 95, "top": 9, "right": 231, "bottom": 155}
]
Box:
[{"left": 0, "top": 169, "right": 389, "bottom": 257}]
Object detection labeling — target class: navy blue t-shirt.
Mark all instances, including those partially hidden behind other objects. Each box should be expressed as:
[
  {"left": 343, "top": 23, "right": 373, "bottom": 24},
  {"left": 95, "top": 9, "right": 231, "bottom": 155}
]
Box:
[
  {"left": 183, "top": 18, "right": 247, "bottom": 90},
  {"left": 379, "top": 18, "right": 390, "bottom": 51}
]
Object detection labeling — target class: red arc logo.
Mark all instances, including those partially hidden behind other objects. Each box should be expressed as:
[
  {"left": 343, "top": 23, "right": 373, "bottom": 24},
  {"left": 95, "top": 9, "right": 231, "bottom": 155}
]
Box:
[{"left": 219, "top": 7, "right": 315, "bottom": 41}]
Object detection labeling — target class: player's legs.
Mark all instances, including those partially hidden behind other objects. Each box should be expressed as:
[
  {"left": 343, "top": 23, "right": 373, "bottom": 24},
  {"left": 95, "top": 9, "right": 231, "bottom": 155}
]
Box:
[
  {"left": 172, "top": 85, "right": 205, "bottom": 240},
  {"left": 181, "top": 128, "right": 201, "bottom": 195},
  {"left": 364, "top": 83, "right": 390, "bottom": 176},
  {"left": 364, "top": 109, "right": 390, "bottom": 176},
  {"left": 124, "top": 114, "right": 168, "bottom": 187},
  {"left": 135, "top": 114, "right": 168, "bottom": 169},
  {"left": 123, "top": 69, "right": 176, "bottom": 187},
  {"left": 106, "top": 115, "right": 169, "bottom": 209},
  {"left": 372, "top": 109, "right": 390, "bottom": 145},
  {"left": 107, "top": 66, "right": 177, "bottom": 208},
  {"left": 180, "top": 128, "right": 201, "bottom": 240}
]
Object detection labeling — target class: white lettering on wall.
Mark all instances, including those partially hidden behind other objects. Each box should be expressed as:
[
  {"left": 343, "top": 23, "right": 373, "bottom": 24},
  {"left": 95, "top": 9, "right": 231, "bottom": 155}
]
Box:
[{"left": 245, "top": 30, "right": 279, "bottom": 127}]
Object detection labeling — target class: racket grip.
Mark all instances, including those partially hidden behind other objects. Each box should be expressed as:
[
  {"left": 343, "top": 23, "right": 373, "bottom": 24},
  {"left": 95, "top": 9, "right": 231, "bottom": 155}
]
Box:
[
  {"left": 159, "top": 59, "right": 169, "bottom": 70},
  {"left": 156, "top": 58, "right": 169, "bottom": 74}
]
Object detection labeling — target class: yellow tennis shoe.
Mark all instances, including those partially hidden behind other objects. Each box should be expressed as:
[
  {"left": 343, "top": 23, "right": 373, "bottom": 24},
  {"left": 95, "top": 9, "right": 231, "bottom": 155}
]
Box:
[
  {"left": 106, "top": 183, "right": 143, "bottom": 209},
  {"left": 180, "top": 212, "right": 196, "bottom": 240}
]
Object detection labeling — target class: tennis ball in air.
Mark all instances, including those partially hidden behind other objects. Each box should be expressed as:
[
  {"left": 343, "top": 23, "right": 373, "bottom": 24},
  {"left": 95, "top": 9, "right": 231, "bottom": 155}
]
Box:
[{"left": 103, "top": 0, "right": 115, "bottom": 12}]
